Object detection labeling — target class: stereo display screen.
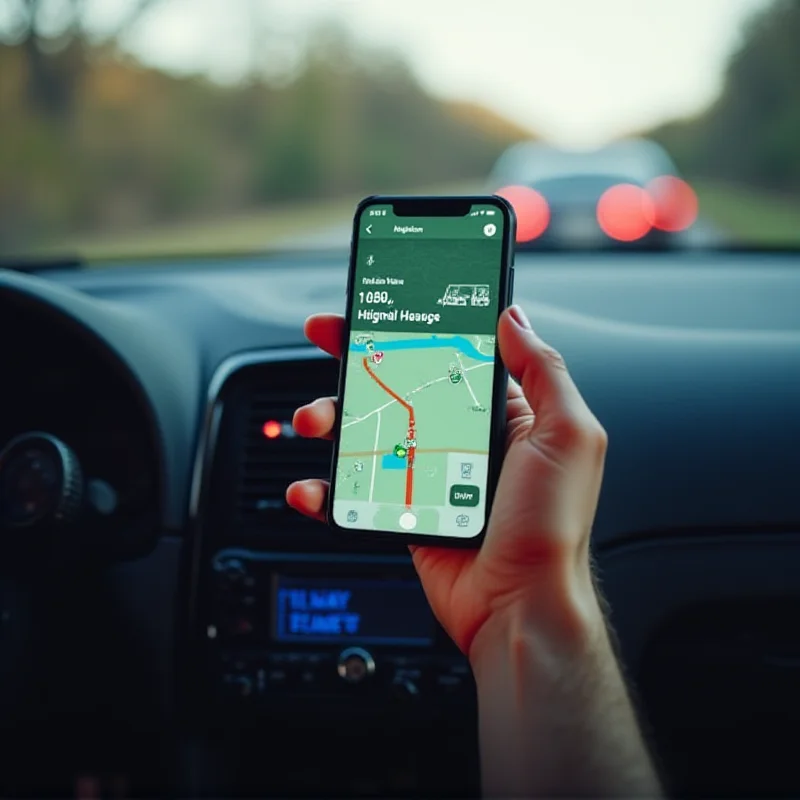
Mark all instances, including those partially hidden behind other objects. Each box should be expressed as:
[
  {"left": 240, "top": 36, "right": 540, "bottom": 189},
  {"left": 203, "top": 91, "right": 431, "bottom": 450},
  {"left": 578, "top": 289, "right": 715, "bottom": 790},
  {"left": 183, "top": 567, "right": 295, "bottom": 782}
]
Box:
[{"left": 272, "top": 576, "right": 436, "bottom": 646}]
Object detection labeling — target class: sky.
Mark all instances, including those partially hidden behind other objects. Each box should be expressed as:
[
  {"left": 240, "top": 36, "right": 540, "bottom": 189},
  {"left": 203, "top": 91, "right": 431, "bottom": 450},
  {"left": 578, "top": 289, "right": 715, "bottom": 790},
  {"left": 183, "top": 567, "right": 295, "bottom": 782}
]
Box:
[{"left": 104, "top": 0, "right": 774, "bottom": 148}]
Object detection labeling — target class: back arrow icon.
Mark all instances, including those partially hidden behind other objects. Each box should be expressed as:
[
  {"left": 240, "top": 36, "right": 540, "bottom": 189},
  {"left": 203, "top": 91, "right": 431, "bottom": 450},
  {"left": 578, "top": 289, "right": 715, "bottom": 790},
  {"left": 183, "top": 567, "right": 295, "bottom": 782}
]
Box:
[{"left": 365, "top": 224, "right": 373, "bottom": 234}]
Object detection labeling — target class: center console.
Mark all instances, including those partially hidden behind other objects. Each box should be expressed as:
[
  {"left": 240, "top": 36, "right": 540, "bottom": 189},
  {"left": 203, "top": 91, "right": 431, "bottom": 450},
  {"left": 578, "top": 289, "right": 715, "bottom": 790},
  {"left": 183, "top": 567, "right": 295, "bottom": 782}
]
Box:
[{"left": 182, "top": 352, "right": 479, "bottom": 797}]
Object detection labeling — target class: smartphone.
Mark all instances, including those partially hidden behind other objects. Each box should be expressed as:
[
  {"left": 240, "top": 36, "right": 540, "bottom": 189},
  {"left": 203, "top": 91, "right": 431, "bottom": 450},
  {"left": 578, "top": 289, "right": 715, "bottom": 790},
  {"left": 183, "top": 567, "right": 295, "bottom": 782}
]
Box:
[{"left": 328, "top": 196, "right": 516, "bottom": 546}]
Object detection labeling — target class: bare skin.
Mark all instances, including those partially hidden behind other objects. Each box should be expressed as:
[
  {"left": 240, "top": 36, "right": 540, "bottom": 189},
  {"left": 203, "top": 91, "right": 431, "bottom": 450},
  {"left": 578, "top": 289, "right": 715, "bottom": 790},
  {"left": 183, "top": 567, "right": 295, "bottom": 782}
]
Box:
[{"left": 287, "top": 305, "right": 661, "bottom": 798}]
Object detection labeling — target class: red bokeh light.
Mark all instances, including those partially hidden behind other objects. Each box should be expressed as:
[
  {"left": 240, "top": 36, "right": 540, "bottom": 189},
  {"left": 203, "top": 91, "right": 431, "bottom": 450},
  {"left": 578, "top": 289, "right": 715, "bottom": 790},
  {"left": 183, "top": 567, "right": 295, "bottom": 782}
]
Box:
[
  {"left": 596, "top": 184, "right": 654, "bottom": 242},
  {"left": 646, "top": 175, "right": 698, "bottom": 232},
  {"left": 495, "top": 185, "right": 550, "bottom": 242},
  {"left": 262, "top": 420, "right": 282, "bottom": 439}
]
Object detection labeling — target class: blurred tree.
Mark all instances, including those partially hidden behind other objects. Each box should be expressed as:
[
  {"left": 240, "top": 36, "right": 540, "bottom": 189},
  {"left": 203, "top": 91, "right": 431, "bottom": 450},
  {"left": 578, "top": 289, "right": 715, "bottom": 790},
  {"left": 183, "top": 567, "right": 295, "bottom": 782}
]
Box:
[
  {"left": 0, "top": 0, "right": 158, "bottom": 119},
  {"left": 650, "top": 0, "right": 800, "bottom": 193},
  {"left": 0, "top": 8, "right": 529, "bottom": 253}
]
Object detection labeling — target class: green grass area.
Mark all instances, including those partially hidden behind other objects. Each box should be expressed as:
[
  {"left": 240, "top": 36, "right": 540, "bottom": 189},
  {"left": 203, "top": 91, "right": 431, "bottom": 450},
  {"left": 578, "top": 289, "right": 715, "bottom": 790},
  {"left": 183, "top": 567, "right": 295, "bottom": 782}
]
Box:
[
  {"left": 694, "top": 181, "right": 800, "bottom": 245},
  {"left": 33, "top": 197, "right": 355, "bottom": 262},
  {"left": 32, "top": 180, "right": 482, "bottom": 262}
]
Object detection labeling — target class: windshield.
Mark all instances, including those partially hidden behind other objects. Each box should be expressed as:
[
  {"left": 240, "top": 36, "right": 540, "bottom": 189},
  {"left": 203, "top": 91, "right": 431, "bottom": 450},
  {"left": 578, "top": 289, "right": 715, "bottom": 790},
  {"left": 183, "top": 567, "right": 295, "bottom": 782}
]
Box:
[{"left": 1, "top": 0, "right": 798, "bottom": 260}]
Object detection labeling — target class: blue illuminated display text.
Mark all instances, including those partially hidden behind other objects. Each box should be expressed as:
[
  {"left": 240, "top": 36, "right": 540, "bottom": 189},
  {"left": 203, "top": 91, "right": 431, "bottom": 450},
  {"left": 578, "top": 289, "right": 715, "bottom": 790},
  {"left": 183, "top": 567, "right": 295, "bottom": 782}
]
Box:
[{"left": 279, "top": 587, "right": 362, "bottom": 638}]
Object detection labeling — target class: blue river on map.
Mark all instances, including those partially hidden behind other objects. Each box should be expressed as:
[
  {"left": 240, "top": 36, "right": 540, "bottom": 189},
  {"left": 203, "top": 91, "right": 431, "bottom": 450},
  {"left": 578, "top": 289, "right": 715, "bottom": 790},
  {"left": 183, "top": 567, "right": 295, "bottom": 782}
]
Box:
[{"left": 349, "top": 335, "right": 493, "bottom": 362}]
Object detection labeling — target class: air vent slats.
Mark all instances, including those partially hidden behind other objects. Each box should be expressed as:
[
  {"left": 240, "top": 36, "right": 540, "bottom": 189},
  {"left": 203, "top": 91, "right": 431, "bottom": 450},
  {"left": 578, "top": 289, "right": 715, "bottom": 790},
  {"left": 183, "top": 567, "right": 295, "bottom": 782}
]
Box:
[{"left": 228, "top": 358, "right": 338, "bottom": 529}]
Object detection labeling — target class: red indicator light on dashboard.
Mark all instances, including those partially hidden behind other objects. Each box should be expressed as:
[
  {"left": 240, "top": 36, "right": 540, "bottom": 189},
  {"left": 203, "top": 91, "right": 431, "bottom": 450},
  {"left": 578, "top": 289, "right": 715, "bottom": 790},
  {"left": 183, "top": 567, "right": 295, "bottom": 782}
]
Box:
[{"left": 262, "top": 420, "right": 282, "bottom": 439}]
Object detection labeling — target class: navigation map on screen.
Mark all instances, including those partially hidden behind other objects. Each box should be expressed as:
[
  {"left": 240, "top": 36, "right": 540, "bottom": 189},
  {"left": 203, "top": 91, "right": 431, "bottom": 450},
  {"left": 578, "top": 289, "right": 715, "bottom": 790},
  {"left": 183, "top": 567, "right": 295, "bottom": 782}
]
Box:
[{"left": 331, "top": 203, "right": 506, "bottom": 537}]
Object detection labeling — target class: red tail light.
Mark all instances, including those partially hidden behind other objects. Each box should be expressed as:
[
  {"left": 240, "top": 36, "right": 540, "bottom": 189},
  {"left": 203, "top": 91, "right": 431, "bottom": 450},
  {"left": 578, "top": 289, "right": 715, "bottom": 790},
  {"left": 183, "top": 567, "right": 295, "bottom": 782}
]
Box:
[
  {"left": 495, "top": 185, "right": 550, "bottom": 242},
  {"left": 646, "top": 175, "right": 698, "bottom": 232},
  {"left": 596, "top": 184, "right": 654, "bottom": 242}
]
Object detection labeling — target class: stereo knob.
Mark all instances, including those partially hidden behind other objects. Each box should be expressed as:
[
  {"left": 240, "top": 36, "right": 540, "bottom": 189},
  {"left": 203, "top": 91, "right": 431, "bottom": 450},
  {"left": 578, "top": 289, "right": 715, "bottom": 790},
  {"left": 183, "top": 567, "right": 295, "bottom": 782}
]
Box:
[{"left": 337, "top": 647, "right": 375, "bottom": 684}]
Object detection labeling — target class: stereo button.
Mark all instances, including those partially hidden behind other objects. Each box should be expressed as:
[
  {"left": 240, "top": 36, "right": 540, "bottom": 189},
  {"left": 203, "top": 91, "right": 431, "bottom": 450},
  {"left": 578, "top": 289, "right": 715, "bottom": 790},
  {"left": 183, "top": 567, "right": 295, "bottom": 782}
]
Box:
[
  {"left": 230, "top": 617, "right": 253, "bottom": 636},
  {"left": 392, "top": 677, "right": 420, "bottom": 700},
  {"left": 435, "top": 672, "right": 472, "bottom": 695},
  {"left": 299, "top": 669, "right": 316, "bottom": 686},
  {"left": 267, "top": 667, "right": 288, "bottom": 686}
]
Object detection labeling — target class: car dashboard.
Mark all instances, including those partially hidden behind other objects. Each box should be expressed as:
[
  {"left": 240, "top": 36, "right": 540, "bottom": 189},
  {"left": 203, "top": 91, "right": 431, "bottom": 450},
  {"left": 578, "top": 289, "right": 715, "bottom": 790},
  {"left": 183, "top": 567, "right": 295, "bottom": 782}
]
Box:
[{"left": 0, "top": 248, "right": 799, "bottom": 798}]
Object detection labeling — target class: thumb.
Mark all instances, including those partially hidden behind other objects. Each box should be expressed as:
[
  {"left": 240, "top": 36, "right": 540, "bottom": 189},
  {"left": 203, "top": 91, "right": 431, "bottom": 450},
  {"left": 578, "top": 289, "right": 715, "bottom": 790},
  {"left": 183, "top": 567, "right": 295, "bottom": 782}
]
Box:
[
  {"left": 483, "top": 306, "right": 608, "bottom": 567},
  {"left": 497, "top": 306, "right": 604, "bottom": 455}
]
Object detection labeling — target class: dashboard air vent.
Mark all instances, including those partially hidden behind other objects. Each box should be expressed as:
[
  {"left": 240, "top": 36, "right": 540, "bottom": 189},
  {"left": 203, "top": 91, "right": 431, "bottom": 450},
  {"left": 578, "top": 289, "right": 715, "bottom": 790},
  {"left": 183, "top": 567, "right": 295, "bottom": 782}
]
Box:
[{"left": 228, "top": 356, "right": 338, "bottom": 530}]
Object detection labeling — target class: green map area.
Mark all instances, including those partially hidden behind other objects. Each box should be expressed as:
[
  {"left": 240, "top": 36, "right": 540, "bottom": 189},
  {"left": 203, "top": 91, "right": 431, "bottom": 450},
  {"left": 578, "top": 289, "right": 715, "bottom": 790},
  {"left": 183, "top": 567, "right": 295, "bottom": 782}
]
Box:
[{"left": 336, "top": 330, "right": 494, "bottom": 522}]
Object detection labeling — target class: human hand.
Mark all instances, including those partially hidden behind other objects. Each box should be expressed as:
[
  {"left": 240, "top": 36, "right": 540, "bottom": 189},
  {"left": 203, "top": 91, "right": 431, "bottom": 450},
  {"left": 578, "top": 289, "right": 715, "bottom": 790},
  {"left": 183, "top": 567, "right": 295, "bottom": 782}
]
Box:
[{"left": 287, "top": 305, "right": 608, "bottom": 661}]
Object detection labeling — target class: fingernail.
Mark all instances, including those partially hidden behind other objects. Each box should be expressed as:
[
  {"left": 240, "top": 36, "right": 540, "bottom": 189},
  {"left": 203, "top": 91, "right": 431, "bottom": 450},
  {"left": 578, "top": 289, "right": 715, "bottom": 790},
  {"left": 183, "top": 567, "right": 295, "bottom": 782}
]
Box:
[{"left": 508, "top": 304, "right": 532, "bottom": 330}]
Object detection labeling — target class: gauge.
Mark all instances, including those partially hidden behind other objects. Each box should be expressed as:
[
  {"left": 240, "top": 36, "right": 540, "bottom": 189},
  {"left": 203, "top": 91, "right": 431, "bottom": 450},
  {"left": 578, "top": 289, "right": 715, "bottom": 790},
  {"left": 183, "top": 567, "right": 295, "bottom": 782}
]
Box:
[{"left": 0, "top": 433, "right": 83, "bottom": 529}]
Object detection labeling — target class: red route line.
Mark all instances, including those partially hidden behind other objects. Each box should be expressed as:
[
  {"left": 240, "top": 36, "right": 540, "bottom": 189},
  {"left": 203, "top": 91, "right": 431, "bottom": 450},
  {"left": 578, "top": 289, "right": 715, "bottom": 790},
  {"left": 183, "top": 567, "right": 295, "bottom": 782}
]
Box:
[{"left": 362, "top": 357, "right": 416, "bottom": 508}]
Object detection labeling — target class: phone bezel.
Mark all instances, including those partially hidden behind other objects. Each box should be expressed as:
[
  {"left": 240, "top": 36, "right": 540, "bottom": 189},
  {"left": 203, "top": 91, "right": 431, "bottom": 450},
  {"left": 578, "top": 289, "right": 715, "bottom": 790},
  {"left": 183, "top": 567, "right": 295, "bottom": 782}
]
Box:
[{"left": 326, "top": 194, "right": 516, "bottom": 548}]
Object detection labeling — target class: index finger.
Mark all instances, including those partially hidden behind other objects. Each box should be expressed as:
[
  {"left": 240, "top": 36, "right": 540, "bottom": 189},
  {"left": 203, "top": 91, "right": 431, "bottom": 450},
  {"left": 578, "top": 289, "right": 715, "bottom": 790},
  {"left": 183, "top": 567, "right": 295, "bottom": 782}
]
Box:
[{"left": 304, "top": 313, "right": 346, "bottom": 360}]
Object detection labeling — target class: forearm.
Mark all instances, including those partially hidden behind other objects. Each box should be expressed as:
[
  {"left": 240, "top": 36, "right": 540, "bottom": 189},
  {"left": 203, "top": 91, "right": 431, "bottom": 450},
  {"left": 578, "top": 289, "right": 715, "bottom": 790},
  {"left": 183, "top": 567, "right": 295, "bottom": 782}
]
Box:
[{"left": 470, "top": 585, "right": 661, "bottom": 798}]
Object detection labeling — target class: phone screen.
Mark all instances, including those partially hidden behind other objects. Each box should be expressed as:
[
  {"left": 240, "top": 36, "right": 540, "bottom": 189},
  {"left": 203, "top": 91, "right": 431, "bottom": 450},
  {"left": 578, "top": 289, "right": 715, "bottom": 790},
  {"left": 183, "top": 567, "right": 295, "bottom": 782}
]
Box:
[{"left": 331, "top": 199, "right": 510, "bottom": 539}]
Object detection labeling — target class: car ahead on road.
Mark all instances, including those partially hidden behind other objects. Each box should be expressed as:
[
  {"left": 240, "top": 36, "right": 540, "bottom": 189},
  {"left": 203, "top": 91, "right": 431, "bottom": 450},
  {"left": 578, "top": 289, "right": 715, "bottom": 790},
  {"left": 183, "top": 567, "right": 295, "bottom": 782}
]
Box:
[{"left": 487, "top": 138, "right": 710, "bottom": 250}]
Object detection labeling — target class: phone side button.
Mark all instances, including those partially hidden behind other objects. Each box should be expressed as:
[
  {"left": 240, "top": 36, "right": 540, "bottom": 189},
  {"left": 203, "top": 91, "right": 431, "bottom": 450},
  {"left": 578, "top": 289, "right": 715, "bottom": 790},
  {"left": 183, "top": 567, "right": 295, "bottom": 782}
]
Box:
[
  {"left": 346, "top": 237, "right": 354, "bottom": 295},
  {"left": 507, "top": 268, "right": 515, "bottom": 304}
]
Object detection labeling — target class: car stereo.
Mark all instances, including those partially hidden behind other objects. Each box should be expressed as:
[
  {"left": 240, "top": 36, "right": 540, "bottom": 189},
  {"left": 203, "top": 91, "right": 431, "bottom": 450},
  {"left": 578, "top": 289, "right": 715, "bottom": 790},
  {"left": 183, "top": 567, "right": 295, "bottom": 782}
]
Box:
[{"left": 201, "top": 549, "right": 473, "bottom": 710}]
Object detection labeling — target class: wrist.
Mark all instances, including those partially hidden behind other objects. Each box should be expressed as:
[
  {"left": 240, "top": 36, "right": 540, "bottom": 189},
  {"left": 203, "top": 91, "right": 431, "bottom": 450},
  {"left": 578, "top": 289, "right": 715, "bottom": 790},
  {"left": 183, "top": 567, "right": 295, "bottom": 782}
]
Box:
[
  {"left": 468, "top": 555, "right": 610, "bottom": 676},
  {"left": 467, "top": 560, "right": 661, "bottom": 798}
]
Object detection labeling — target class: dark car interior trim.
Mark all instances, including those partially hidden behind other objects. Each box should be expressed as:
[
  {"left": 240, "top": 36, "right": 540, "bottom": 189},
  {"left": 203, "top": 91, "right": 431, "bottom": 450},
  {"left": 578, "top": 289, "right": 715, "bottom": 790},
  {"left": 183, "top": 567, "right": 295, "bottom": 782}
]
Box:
[{"left": 1, "top": 249, "right": 799, "bottom": 796}]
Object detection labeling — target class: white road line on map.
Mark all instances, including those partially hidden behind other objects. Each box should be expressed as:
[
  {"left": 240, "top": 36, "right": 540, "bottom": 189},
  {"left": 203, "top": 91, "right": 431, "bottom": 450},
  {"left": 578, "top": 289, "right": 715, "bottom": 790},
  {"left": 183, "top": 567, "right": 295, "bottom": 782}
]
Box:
[
  {"left": 456, "top": 354, "right": 480, "bottom": 407},
  {"left": 343, "top": 397, "right": 396, "bottom": 428},
  {"left": 368, "top": 411, "right": 381, "bottom": 502},
  {"left": 341, "top": 360, "right": 492, "bottom": 429}
]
